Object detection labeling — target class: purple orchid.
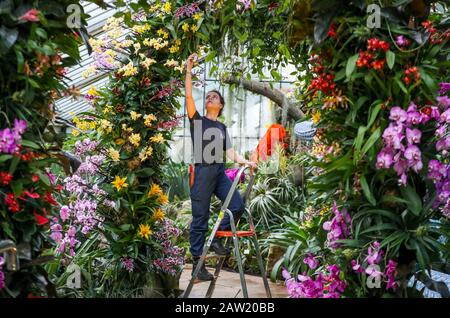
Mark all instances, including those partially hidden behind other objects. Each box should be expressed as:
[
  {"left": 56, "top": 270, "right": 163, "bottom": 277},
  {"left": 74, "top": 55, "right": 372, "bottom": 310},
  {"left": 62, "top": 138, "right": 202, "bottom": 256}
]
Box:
[
  {"left": 385, "top": 260, "right": 398, "bottom": 290},
  {"left": 404, "top": 145, "right": 421, "bottom": 162},
  {"left": 376, "top": 150, "right": 393, "bottom": 169},
  {"left": 365, "top": 241, "right": 384, "bottom": 265},
  {"left": 438, "top": 82, "right": 450, "bottom": 95},
  {"left": 303, "top": 253, "right": 319, "bottom": 270},
  {"left": 406, "top": 128, "right": 422, "bottom": 144},
  {"left": 351, "top": 259, "right": 364, "bottom": 273},
  {"left": 395, "top": 35, "right": 410, "bottom": 47},
  {"left": 0, "top": 119, "right": 27, "bottom": 154},
  {"left": 389, "top": 106, "right": 407, "bottom": 123},
  {"left": 323, "top": 202, "right": 352, "bottom": 249},
  {"left": 437, "top": 96, "right": 450, "bottom": 108}
]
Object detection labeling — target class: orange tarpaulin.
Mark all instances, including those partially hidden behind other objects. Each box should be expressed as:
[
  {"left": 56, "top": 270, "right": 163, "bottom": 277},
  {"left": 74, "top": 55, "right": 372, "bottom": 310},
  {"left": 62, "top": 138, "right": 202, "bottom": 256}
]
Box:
[{"left": 252, "top": 124, "right": 287, "bottom": 162}]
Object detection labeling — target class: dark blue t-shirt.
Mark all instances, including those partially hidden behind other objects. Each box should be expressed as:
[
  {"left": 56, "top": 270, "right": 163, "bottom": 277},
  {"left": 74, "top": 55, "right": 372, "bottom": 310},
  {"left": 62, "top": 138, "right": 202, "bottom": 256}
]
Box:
[{"left": 189, "top": 111, "right": 232, "bottom": 164}]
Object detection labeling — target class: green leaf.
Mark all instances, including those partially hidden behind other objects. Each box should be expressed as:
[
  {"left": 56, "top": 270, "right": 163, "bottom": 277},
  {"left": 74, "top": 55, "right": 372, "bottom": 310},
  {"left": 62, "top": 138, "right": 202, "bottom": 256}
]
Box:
[
  {"left": 15, "top": 48, "right": 24, "bottom": 73},
  {"left": 0, "top": 154, "right": 12, "bottom": 163},
  {"left": 35, "top": 27, "right": 47, "bottom": 39},
  {"left": 278, "top": 44, "right": 291, "bottom": 60},
  {"left": 21, "top": 139, "right": 40, "bottom": 149},
  {"left": 419, "top": 68, "right": 437, "bottom": 92},
  {"left": 119, "top": 224, "right": 132, "bottom": 231},
  {"left": 353, "top": 126, "right": 367, "bottom": 163},
  {"left": 270, "top": 257, "right": 285, "bottom": 281},
  {"left": 411, "top": 239, "right": 429, "bottom": 270},
  {"left": 28, "top": 78, "right": 41, "bottom": 88},
  {"left": 335, "top": 239, "right": 362, "bottom": 247},
  {"left": 205, "top": 51, "right": 216, "bottom": 62},
  {"left": 381, "top": 195, "right": 409, "bottom": 205},
  {"left": 386, "top": 50, "right": 395, "bottom": 69},
  {"left": 37, "top": 171, "right": 51, "bottom": 186},
  {"left": 400, "top": 185, "right": 422, "bottom": 216},
  {"left": 346, "top": 53, "right": 359, "bottom": 78},
  {"left": 380, "top": 231, "right": 408, "bottom": 249},
  {"left": 12, "top": 210, "right": 35, "bottom": 222},
  {"left": 354, "top": 126, "right": 367, "bottom": 151},
  {"left": 395, "top": 77, "right": 408, "bottom": 94},
  {"left": 367, "top": 102, "right": 382, "bottom": 128},
  {"left": 8, "top": 155, "right": 20, "bottom": 174},
  {"left": 361, "top": 127, "right": 381, "bottom": 158},
  {"left": 1, "top": 221, "right": 14, "bottom": 239},
  {"left": 360, "top": 223, "right": 398, "bottom": 235},
  {"left": 354, "top": 209, "right": 402, "bottom": 224},
  {"left": 209, "top": 65, "right": 218, "bottom": 77},
  {"left": 270, "top": 69, "right": 281, "bottom": 81},
  {"left": 272, "top": 31, "right": 282, "bottom": 39},
  {"left": 239, "top": 32, "right": 248, "bottom": 43},
  {"left": 360, "top": 174, "right": 376, "bottom": 206},
  {"left": 136, "top": 168, "right": 154, "bottom": 177}
]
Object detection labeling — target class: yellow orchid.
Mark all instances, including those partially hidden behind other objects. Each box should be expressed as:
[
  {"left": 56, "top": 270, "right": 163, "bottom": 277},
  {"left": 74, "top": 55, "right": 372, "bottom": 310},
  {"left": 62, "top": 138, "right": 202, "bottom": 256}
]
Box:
[
  {"left": 150, "top": 133, "right": 165, "bottom": 144},
  {"left": 144, "top": 114, "right": 157, "bottom": 127},
  {"left": 162, "top": 2, "right": 171, "bottom": 13},
  {"left": 130, "top": 111, "right": 142, "bottom": 120},
  {"left": 109, "top": 148, "right": 120, "bottom": 162},
  {"left": 312, "top": 111, "right": 321, "bottom": 124},
  {"left": 129, "top": 133, "right": 141, "bottom": 147},
  {"left": 182, "top": 23, "right": 190, "bottom": 32}
]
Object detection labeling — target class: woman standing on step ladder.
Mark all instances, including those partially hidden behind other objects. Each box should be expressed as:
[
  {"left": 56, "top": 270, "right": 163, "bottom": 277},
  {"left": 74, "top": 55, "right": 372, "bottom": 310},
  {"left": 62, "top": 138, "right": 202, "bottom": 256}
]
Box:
[{"left": 185, "top": 53, "right": 256, "bottom": 281}]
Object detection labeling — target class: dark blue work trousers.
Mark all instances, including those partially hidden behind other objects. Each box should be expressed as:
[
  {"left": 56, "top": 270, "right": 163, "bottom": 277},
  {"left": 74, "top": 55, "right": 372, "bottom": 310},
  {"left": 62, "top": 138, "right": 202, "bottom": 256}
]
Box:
[{"left": 189, "top": 163, "right": 245, "bottom": 257}]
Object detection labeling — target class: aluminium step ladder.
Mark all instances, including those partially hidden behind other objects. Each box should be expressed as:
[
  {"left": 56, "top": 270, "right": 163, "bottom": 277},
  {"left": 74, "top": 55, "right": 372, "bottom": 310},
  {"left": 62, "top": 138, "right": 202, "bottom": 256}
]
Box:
[{"left": 182, "top": 165, "right": 272, "bottom": 298}]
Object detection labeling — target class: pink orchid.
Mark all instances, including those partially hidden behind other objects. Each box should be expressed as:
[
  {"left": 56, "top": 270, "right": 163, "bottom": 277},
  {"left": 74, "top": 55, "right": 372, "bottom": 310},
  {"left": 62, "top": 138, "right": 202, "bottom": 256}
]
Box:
[{"left": 19, "top": 9, "right": 40, "bottom": 22}]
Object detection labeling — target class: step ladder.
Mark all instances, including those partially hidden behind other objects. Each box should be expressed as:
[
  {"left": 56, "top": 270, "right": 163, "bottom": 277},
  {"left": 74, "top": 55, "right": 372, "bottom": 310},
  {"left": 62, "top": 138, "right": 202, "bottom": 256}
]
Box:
[{"left": 182, "top": 165, "right": 272, "bottom": 298}]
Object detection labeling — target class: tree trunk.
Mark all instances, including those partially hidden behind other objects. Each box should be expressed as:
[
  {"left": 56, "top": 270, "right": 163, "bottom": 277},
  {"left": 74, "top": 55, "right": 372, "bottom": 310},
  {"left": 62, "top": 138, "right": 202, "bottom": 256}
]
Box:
[{"left": 221, "top": 75, "right": 304, "bottom": 121}]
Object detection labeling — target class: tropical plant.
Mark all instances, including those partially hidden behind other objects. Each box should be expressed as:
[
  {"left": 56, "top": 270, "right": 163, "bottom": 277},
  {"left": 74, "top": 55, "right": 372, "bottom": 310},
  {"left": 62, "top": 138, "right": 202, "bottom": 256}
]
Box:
[
  {"left": 162, "top": 160, "right": 190, "bottom": 201},
  {"left": 0, "top": 0, "right": 92, "bottom": 297}
]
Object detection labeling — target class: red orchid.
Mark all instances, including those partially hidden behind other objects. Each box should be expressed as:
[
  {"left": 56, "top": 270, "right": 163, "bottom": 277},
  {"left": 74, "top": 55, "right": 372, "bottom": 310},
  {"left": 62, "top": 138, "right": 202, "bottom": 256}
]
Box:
[
  {"left": 327, "top": 23, "right": 337, "bottom": 39},
  {"left": 367, "top": 38, "right": 389, "bottom": 52},
  {"left": 403, "top": 66, "right": 420, "bottom": 85},
  {"left": 371, "top": 59, "right": 385, "bottom": 70},
  {"left": 0, "top": 172, "right": 13, "bottom": 186},
  {"left": 268, "top": 2, "right": 279, "bottom": 12},
  {"left": 5, "top": 193, "right": 20, "bottom": 213},
  {"left": 357, "top": 51, "right": 373, "bottom": 68}
]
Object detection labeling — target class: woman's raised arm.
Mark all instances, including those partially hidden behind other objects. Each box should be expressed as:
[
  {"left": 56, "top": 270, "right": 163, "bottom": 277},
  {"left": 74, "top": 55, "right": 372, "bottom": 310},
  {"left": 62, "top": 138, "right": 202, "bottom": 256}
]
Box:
[{"left": 185, "top": 53, "right": 198, "bottom": 119}]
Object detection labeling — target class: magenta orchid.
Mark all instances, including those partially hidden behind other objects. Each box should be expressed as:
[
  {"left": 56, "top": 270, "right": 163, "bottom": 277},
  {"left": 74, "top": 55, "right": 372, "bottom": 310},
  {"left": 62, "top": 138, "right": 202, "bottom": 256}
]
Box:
[
  {"left": 303, "top": 253, "right": 319, "bottom": 270},
  {"left": 283, "top": 264, "right": 347, "bottom": 298},
  {"left": 323, "top": 202, "right": 352, "bottom": 249}
]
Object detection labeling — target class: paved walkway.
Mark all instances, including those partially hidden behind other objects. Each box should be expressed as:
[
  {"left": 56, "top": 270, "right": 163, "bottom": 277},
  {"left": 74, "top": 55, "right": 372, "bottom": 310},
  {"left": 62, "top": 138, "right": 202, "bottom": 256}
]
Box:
[{"left": 180, "top": 264, "right": 288, "bottom": 298}]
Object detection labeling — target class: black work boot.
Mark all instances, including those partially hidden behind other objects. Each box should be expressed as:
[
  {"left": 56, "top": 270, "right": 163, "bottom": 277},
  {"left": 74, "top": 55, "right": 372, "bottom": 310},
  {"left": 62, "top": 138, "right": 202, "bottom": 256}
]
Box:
[
  {"left": 192, "top": 257, "right": 214, "bottom": 281},
  {"left": 210, "top": 237, "right": 231, "bottom": 256}
]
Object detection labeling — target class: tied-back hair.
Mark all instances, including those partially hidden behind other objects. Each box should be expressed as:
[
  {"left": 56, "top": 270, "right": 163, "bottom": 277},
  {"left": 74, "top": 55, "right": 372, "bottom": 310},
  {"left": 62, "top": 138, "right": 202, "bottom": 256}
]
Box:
[{"left": 208, "top": 89, "right": 225, "bottom": 117}]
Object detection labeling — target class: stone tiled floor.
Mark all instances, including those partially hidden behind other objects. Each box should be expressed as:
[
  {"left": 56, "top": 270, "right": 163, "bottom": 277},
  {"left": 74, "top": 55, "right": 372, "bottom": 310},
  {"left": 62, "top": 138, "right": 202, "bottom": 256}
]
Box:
[{"left": 180, "top": 264, "right": 288, "bottom": 298}]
